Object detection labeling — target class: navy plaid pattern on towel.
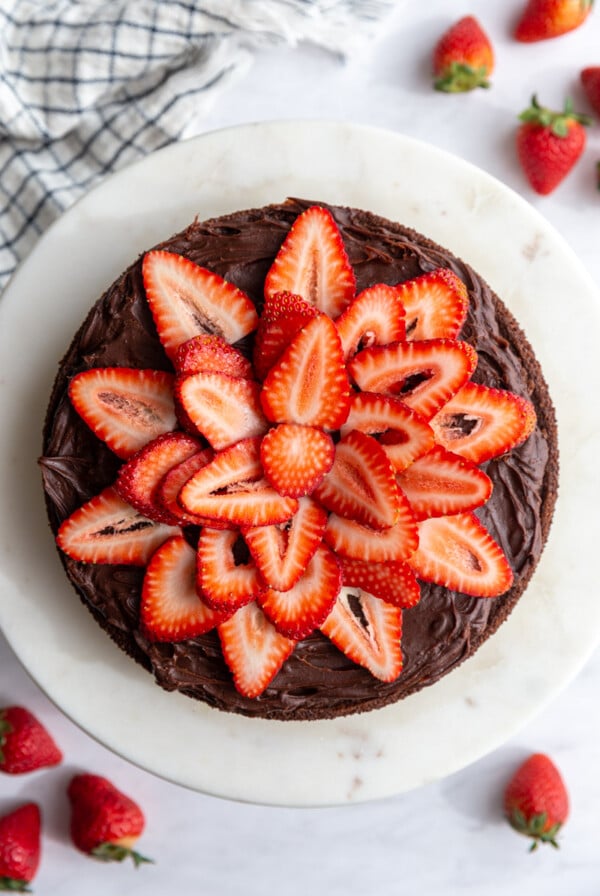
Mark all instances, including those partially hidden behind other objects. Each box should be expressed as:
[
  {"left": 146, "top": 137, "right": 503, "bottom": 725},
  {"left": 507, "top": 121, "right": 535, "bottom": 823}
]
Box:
[{"left": 0, "top": 0, "right": 392, "bottom": 292}]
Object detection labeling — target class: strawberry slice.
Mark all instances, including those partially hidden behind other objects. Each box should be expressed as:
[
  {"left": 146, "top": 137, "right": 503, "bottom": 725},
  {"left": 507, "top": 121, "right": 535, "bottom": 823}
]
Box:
[
  {"left": 68, "top": 368, "right": 177, "bottom": 460},
  {"left": 264, "top": 205, "right": 356, "bottom": 318},
  {"left": 260, "top": 314, "right": 351, "bottom": 429},
  {"left": 141, "top": 535, "right": 229, "bottom": 641},
  {"left": 156, "top": 448, "right": 226, "bottom": 527},
  {"left": 176, "top": 372, "right": 268, "bottom": 451},
  {"left": 260, "top": 423, "right": 334, "bottom": 497},
  {"left": 253, "top": 291, "right": 320, "bottom": 381},
  {"left": 408, "top": 512, "right": 514, "bottom": 597},
  {"left": 115, "top": 431, "right": 202, "bottom": 524},
  {"left": 340, "top": 392, "right": 435, "bottom": 472},
  {"left": 174, "top": 335, "right": 253, "bottom": 379},
  {"left": 320, "top": 589, "right": 403, "bottom": 681},
  {"left": 56, "top": 486, "right": 178, "bottom": 565},
  {"left": 243, "top": 496, "right": 328, "bottom": 591},
  {"left": 339, "top": 556, "right": 421, "bottom": 609},
  {"left": 324, "top": 511, "right": 419, "bottom": 563},
  {"left": 397, "top": 268, "right": 469, "bottom": 340},
  {"left": 258, "top": 544, "right": 341, "bottom": 639},
  {"left": 218, "top": 602, "right": 297, "bottom": 698},
  {"left": 348, "top": 338, "right": 477, "bottom": 420},
  {"left": 430, "top": 382, "right": 537, "bottom": 463},
  {"left": 197, "top": 528, "right": 264, "bottom": 611},
  {"left": 335, "top": 283, "right": 406, "bottom": 360},
  {"left": 313, "top": 430, "right": 401, "bottom": 530},
  {"left": 396, "top": 444, "right": 493, "bottom": 520},
  {"left": 142, "top": 250, "right": 258, "bottom": 361},
  {"left": 179, "top": 438, "right": 298, "bottom": 527}
]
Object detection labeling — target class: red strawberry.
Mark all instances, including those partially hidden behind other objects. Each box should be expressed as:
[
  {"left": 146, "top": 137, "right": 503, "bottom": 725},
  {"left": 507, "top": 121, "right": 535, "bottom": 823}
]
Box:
[
  {"left": 218, "top": 602, "right": 297, "bottom": 698},
  {"left": 348, "top": 338, "right": 477, "bottom": 420},
  {"left": 174, "top": 335, "right": 253, "bottom": 379},
  {"left": 68, "top": 367, "right": 176, "bottom": 460},
  {"left": 68, "top": 774, "right": 152, "bottom": 866},
  {"left": 0, "top": 707, "right": 62, "bottom": 775},
  {"left": 396, "top": 269, "right": 469, "bottom": 340},
  {"left": 141, "top": 535, "right": 228, "bottom": 641},
  {"left": 259, "top": 544, "right": 341, "bottom": 639},
  {"left": 515, "top": 0, "right": 593, "bottom": 41},
  {"left": 504, "top": 753, "right": 569, "bottom": 850},
  {"left": 253, "top": 290, "right": 320, "bottom": 381},
  {"left": 260, "top": 423, "right": 334, "bottom": 497},
  {"left": 243, "top": 497, "right": 327, "bottom": 591},
  {"left": 264, "top": 205, "right": 356, "bottom": 318},
  {"left": 339, "top": 556, "right": 421, "bottom": 609},
  {"left": 340, "top": 392, "right": 435, "bottom": 472},
  {"left": 516, "top": 96, "right": 591, "bottom": 195},
  {"left": 176, "top": 372, "right": 268, "bottom": 450},
  {"left": 314, "top": 430, "right": 401, "bottom": 530},
  {"left": 581, "top": 66, "right": 600, "bottom": 115},
  {"left": 56, "top": 486, "right": 178, "bottom": 565},
  {"left": 260, "top": 314, "right": 351, "bottom": 429},
  {"left": 115, "top": 431, "right": 203, "bottom": 524},
  {"left": 156, "top": 447, "right": 220, "bottom": 526},
  {"left": 433, "top": 16, "right": 494, "bottom": 93},
  {"left": 324, "top": 512, "right": 419, "bottom": 563},
  {"left": 197, "top": 527, "right": 263, "bottom": 611},
  {"left": 396, "top": 445, "right": 493, "bottom": 520},
  {"left": 430, "top": 382, "right": 536, "bottom": 464},
  {"left": 408, "top": 512, "right": 513, "bottom": 598},
  {"left": 335, "top": 284, "right": 406, "bottom": 360},
  {"left": 320, "top": 589, "right": 403, "bottom": 681},
  {"left": 0, "top": 803, "right": 41, "bottom": 891}
]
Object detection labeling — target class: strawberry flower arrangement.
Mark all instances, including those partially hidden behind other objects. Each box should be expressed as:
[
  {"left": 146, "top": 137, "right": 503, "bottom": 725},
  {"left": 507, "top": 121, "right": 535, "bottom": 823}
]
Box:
[{"left": 56, "top": 206, "right": 536, "bottom": 699}]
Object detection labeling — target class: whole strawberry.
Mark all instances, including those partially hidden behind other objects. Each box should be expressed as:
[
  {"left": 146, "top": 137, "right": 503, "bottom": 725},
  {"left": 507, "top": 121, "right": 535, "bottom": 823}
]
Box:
[
  {"left": 433, "top": 16, "right": 494, "bottom": 93},
  {"left": 516, "top": 95, "right": 591, "bottom": 194},
  {"left": 0, "top": 803, "right": 41, "bottom": 892},
  {"left": 515, "top": 0, "right": 594, "bottom": 41},
  {"left": 581, "top": 66, "right": 600, "bottom": 115},
  {"left": 0, "top": 707, "right": 62, "bottom": 775},
  {"left": 67, "top": 774, "right": 152, "bottom": 867},
  {"left": 504, "top": 753, "right": 569, "bottom": 850}
]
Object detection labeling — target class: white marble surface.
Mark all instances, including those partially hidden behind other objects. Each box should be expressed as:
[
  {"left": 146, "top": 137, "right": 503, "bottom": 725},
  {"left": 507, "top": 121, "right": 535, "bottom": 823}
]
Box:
[{"left": 2, "top": 0, "right": 600, "bottom": 891}]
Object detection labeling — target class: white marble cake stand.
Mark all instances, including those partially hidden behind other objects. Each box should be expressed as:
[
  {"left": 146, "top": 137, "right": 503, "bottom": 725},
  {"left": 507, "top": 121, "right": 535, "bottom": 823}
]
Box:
[{"left": 0, "top": 121, "right": 598, "bottom": 806}]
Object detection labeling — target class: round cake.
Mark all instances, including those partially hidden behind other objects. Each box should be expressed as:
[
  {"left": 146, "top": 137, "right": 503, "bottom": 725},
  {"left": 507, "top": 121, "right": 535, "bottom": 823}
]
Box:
[{"left": 40, "top": 198, "right": 558, "bottom": 721}]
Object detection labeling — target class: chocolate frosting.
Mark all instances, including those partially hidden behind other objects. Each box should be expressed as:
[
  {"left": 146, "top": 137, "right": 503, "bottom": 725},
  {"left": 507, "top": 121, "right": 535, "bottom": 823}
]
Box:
[{"left": 40, "top": 199, "right": 558, "bottom": 720}]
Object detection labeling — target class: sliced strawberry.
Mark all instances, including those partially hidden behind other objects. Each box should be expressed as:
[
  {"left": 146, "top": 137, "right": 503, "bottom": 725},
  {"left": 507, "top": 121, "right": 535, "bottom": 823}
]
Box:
[
  {"left": 174, "top": 335, "right": 253, "bottom": 379},
  {"left": 56, "top": 486, "right": 178, "bottom": 565},
  {"left": 430, "top": 382, "right": 537, "bottom": 463},
  {"left": 142, "top": 250, "right": 258, "bottom": 361},
  {"left": 320, "top": 589, "right": 403, "bottom": 681},
  {"left": 253, "top": 291, "right": 320, "bottom": 381},
  {"left": 397, "top": 268, "right": 469, "bottom": 340},
  {"left": 68, "top": 367, "right": 176, "bottom": 460},
  {"left": 176, "top": 372, "right": 268, "bottom": 450},
  {"left": 335, "top": 283, "right": 406, "bottom": 360},
  {"left": 313, "top": 430, "right": 401, "bottom": 530},
  {"left": 218, "top": 602, "right": 297, "bottom": 698},
  {"left": 339, "top": 556, "right": 421, "bottom": 608},
  {"left": 141, "top": 535, "right": 229, "bottom": 641},
  {"left": 340, "top": 392, "right": 435, "bottom": 472},
  {"left": 156, "top": 448, "right": 224, "bottom": 527},
  {"left": 260, "top": 423, "right": 334, "bottom": 498},
  {"left": 264, "top": 205, "right": 356, "bottom": 318},
  {"left": 396, "top": 444, "right": 492, "bottom": 520},
  {"left": 260, "top": 315, "right": 351, "bottom": 429},
  {"left": 115, "top": 431, "right": 202, "bottom": 524},
  {"left": 348, "top": 338, "right": 477, "bottom": 420},
  {"left": 243, "top": 496, "right": 328, "bottom": 591},
  {"left": 197, "top": 528, "right": 263, "bottom": 611},
  {"left": 179, "top": 438, "right": 298, "bottom": 527},
  {"left": 324, "top": 510, "right": 419, "bottom": 563},
  {"left": 408, "top": 512, "right": 514, "bottom": 597},
  {"left": 258, "top": 544, "right": 341, "bottom": 639}
]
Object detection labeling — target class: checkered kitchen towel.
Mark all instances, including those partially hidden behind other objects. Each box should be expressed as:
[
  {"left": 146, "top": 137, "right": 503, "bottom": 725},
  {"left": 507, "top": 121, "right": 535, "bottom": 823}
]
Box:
[{"left": 0, "top": 0, "right": 394, "bottom": 292}]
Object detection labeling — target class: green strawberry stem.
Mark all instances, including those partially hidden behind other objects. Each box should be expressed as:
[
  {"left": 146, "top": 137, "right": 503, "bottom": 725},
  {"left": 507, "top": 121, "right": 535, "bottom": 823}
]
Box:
[
  {"left": 434, "top": 62, "right": 491, "bottom": 93},
  {"left": 508, "top": 808, "right": 562, "bottom": 850},
  {"left": 0, "top": 878, "right": 32, "bottom": 893},
  {"left": 0, "top": 714, "right": 13, "bottom": 764},
  {"left": 519, "top": 95, "right": 592, "bottom": 137},
  {"left": 91, "top": 842, "right": 154, "bottom": 867}
]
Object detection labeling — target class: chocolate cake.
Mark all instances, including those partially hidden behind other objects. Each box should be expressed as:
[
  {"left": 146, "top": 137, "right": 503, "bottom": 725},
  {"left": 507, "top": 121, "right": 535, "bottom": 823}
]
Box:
[{"left": 40, "top": 198, "right": 558, "bottom": 721}]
